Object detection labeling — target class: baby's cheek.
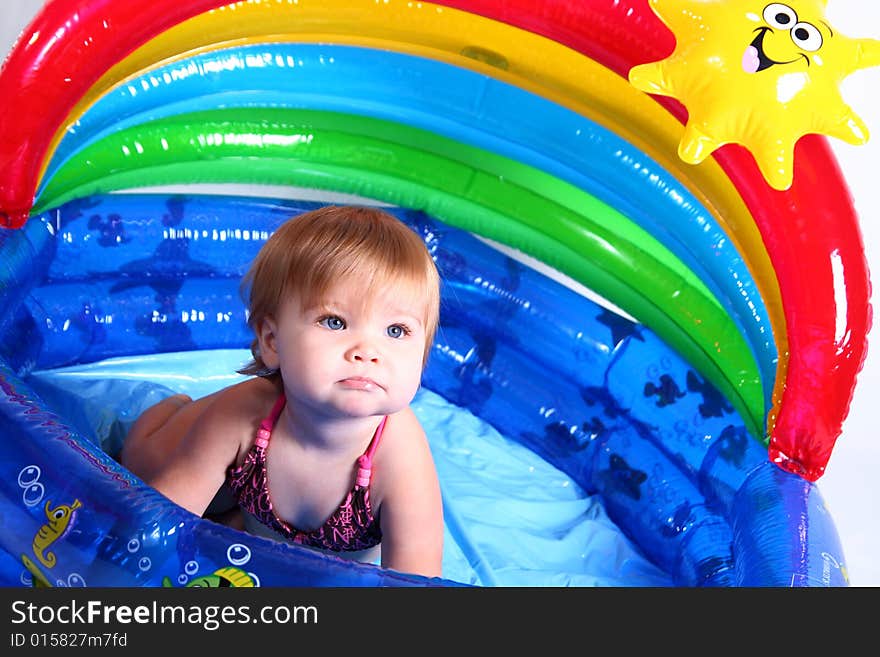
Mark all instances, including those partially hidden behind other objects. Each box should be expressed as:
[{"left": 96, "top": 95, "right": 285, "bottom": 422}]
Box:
[{"left": 400, "top": 365, "right": 424, "bottom": 399}]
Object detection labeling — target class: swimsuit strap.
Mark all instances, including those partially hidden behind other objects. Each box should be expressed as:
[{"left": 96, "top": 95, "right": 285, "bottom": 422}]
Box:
[
  {"left": 255, "top": 392, "right": 287, "bottom": 449},
  {"left": 355, "top": 416, "right": 387, "bottom": 489},
  {"left": 255, "top": 391, "right": 386, "bottom": 489}
]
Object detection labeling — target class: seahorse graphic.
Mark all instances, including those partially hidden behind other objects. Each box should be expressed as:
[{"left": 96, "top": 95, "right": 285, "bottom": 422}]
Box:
[
  {"left": 20, "top": 554, "right": 53, "bottom": 588},
  {"left": 32, "top": 498, "right": 82, "bottom": 568}
]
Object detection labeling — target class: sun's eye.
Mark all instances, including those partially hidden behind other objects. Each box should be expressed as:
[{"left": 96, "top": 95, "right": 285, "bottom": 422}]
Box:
[
  {"left": 790, "top": 22, "right": 822, "bottom": 52},
  {"left": 763, "top": 4, "right": 797, "bottom": 30},
  {"left": 319, "top": 315, "right": 346, "bottom": 330}
]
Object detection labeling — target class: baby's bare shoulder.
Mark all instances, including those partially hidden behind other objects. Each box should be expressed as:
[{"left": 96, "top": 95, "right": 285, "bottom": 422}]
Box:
[
  {"left": 384, "top": 405, "right": 427, "bottom": 440},
  {"left": 376, "top": 407, "right": 434, "bottom": 474},
  {"left": 214, "top": 377, "right": 277, "bottom": 411},
  {"left": 194, "top": 377, "right": 280, "bottom": 445}
]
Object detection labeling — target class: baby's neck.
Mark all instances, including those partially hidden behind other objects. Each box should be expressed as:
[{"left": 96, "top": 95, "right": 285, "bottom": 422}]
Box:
[{"left": 279, "top": 406, "right": 380, "bottom": 457}]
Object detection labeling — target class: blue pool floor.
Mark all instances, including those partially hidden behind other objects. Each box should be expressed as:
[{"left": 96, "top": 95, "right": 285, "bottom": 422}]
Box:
[{"left": 27, "top": 349, "right": 672, "bottom": 587}]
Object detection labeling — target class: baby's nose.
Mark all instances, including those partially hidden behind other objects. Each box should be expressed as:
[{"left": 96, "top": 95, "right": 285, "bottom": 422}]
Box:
[{"left": 346, "top": 339, "right": 380, "bottom": 363}]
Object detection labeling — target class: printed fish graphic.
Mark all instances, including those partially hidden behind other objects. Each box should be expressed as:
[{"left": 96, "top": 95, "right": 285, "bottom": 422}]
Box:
[
  {"left": 33, "top": 499, "right": 82, "bottom": 568},
  {"left": 163, "top": 566, "right": 256, "bottom": 588}
]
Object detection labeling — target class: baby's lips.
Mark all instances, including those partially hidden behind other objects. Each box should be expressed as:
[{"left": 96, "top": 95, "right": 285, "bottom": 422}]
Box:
[{"left": 742, "top": 45, "right": 760, "bottom": 73}]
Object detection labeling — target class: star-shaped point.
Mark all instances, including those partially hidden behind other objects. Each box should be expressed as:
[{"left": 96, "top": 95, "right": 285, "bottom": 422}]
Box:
[{"left": 629, "top": 0, "right": 880, "bottom": 189}]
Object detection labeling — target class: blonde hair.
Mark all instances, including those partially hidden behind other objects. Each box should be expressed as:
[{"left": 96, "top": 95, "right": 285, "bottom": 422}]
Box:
[{"left": 238, "top": 205, "right": 440, "bottom": 376}]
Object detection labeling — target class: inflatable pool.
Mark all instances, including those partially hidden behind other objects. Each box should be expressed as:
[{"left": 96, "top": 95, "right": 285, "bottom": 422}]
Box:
[{"left": 0, "top": 0, "right": 871, "bottom": 587}]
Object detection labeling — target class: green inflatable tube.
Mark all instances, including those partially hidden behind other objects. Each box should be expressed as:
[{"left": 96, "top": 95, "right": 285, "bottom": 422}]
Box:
[{"left": 36, "top": 108, "right": 764, "bottom": 436}]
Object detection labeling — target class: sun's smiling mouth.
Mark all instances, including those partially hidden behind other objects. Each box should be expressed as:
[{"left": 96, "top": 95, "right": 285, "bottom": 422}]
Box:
[{"left": 742, "top": 27, "right": 808, "bottom": 73}]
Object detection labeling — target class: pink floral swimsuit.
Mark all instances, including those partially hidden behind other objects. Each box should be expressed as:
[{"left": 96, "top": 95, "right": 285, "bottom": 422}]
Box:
[{"left": 226, "top": 393, "right": 386, "bottom": 551}]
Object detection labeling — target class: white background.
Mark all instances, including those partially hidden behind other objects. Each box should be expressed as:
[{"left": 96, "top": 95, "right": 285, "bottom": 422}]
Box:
[{"left": 2, "top": 0, "right": 878, "bottom": 586}]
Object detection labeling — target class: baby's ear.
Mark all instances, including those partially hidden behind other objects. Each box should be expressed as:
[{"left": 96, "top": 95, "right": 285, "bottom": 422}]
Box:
[{"left": 257, "top": 317, "right": 281, "bottom": 369}]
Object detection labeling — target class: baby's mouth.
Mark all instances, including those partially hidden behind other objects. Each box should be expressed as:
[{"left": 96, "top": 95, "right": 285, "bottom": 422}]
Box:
[{"left": 339, "top": 376, "right": 381, "bottom": 391}]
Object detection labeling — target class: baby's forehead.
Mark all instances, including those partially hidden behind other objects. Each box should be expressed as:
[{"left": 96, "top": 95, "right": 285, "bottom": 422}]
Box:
[{"left": 301, "top": 278, "right": 428, "bottom": 315}]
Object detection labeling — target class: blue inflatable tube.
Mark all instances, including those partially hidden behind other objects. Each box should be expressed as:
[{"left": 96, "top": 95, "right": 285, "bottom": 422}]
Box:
[
  {"left": 37, "top": 43, "right": 776, "bottom": 415},
  {"left": 0, "top": 193, "right": 846, "bottom": 587}
]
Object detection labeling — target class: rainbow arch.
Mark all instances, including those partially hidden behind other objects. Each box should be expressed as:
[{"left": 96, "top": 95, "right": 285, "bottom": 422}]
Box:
[{"left": 0, "top": 0, "right": 870, "bottom": 586}]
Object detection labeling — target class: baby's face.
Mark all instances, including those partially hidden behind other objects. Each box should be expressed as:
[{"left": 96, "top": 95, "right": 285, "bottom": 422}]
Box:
[{"left": 264, "top": 279, "right": 428, "bottom": 419}]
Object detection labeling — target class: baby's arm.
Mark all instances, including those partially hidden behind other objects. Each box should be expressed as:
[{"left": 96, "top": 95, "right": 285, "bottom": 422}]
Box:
[
  {"left": 147, "top": 388, "right": 247, "bottom": 517},
  {"left": 377, "top": 410, "right": 444, "bottom": 579}
]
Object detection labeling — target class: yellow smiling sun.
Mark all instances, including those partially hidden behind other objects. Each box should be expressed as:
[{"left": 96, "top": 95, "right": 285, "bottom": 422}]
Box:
[{"left": 629, "top": 0, "right": 880, "bottom": 189}]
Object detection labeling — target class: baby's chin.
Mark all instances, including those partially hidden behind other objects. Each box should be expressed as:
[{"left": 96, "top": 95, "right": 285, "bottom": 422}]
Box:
[
  {"left": 319, "top": 381, "right": 419, "bottom": 418},
  {"left": 327, "top": 393, "right": 400, "bottom": 419}
]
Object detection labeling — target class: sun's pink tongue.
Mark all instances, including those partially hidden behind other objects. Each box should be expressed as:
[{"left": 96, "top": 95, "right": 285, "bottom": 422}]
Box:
[{"left": 742, "top": 45, "right": 759, "bottom": 73}]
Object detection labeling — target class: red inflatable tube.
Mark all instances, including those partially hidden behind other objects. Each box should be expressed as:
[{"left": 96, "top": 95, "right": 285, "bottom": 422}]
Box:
[
  {"left": 0, "top": 0, "right": 232, "bottom": 229},
  {"left": 0, "top": 0, "right": 870, "bottom": 481}
]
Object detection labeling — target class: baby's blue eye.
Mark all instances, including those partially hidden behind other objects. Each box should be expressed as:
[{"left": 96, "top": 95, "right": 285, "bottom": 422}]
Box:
[
  {"left": 387, "top": 324, "right": 407, "bottom": 339},
  {"left": 320, "top": 316, "right": 345, "bottom": 330}
]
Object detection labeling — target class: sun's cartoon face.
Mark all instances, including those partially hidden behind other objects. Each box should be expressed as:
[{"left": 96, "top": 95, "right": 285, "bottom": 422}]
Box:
[
  {"left": 629, "top": 0, "right": 880, "bottom": 189},
  {"left": 745, "top": 4, "right": 826, "bottom": 73}
]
